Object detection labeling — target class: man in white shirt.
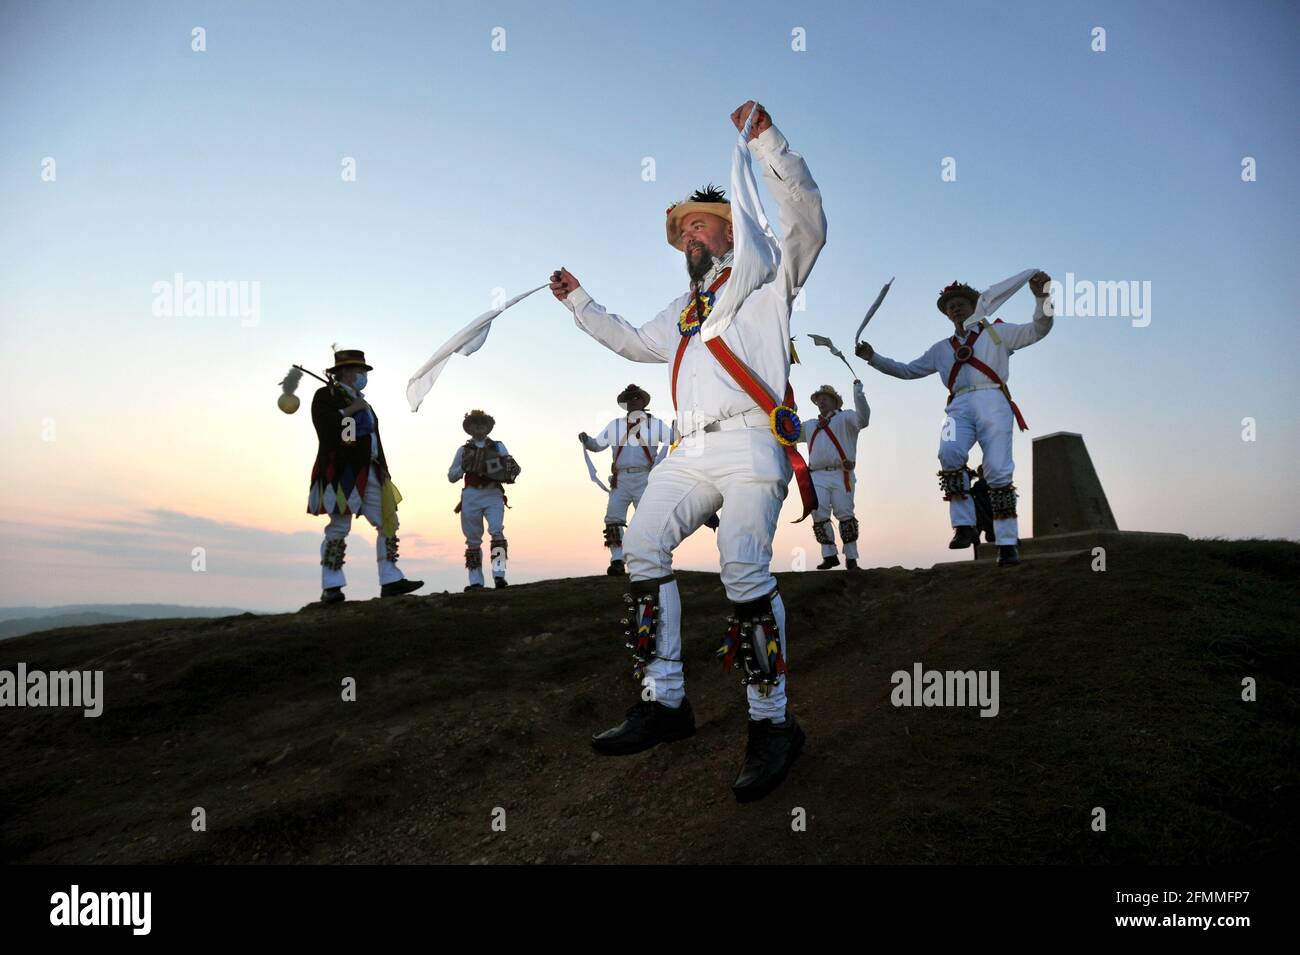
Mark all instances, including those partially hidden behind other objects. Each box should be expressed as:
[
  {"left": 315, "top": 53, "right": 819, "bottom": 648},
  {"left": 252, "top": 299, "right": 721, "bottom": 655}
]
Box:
[
  {"left": 855, "top": 273, "right": 1052, "bottom": 565},
  {"left": 549, "top": 100, "right": 826, "bottom": 803},
  {"left": 447, "top": 409, "right": 521, "bottom": 591},
  {"left": 800, "top": 380, "right": 870, "bottom": 570},
  {"left": 580, "top": 384, "right": 675, "bottom": 576}
]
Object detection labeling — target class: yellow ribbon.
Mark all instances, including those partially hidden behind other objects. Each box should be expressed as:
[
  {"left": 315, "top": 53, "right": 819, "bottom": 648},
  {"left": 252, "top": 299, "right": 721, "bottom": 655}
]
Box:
[{"left": 381, "top": 479, "right": 403, "bottom": 539}]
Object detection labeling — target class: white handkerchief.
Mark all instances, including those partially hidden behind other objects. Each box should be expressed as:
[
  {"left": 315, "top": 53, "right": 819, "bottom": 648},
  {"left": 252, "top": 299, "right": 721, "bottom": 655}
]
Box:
[
  {"left": 406, "top": 284, "right": 546, "bottom": 411},
  {"left": 701, "top": 105, "right": 780, "bottom": 342}
]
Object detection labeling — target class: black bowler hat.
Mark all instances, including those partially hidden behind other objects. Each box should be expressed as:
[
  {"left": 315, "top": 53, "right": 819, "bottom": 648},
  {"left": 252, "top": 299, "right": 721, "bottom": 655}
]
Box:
[{"left": 327, "top": 348, "right": 373, "bottom": 373}]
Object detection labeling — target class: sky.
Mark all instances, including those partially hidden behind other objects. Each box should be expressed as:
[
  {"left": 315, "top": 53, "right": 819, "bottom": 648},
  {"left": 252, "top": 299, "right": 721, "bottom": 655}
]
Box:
[{"left": 1, "top": 0, "right": 1297, "bottom": 611}]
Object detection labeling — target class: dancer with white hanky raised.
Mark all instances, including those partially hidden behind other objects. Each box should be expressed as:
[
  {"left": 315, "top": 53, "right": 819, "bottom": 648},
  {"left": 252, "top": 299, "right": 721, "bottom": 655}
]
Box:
[
  {"left": 580, "top": 384, "right": 674, "bottom": 576},
  {"left": 800, "top": 380, "right": 870, "bottom": 570},
  {"left": 550, "top": 100, "right": 826, "bottom": 803},
  {"left": 855, "top": 272, "right": 1052, "bottom": 566}
]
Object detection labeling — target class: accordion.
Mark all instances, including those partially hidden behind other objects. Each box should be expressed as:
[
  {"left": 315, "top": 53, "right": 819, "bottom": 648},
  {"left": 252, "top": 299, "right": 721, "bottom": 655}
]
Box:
[{"left": 463, "top": 442, "right": 520, "bottom": 484}]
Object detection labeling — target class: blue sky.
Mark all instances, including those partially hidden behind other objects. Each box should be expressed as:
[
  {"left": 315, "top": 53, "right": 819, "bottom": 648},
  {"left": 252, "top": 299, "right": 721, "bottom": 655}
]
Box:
[{"left": 1, "top": 0, "right": 1296, "bottom": 609}]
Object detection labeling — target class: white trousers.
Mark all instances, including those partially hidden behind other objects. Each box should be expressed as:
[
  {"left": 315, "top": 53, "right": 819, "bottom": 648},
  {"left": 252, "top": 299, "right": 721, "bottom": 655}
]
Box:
[
  {"left": 321, "top": 466, "right": 404, "bottom": 589},
  {"left": 625, "top": 427, "right": 791, "bottom": 721},
  {"left": 461, "top": 486, "right": 506, "bottom": 586},
  {"left": 810, "top": 470, "right": 858, "bottom": 559},
  {"left": 938, "top": 389, "right": 1019, "bottom": 545},
  {"left": 603, "top": 469, "right": 650, "bottom": 561}
]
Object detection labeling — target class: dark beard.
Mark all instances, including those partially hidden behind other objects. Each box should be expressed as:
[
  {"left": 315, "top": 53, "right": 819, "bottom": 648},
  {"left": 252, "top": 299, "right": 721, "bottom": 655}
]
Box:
[{"left": 684, "top": 240, "right": 713, "bottom": 284}]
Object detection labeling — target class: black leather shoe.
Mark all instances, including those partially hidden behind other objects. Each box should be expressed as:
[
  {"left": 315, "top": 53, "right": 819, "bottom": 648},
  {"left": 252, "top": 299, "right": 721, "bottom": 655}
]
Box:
[
  {"left": 997, "top": 545, "right": 1021, "bottom": 566},
  {"left": 606, "top": 559, "right": 626, "bottom": 576},
  {"left": 381, "top": 578, "right": 424, "bottom": 597},
  {"left": 464, "top": 583, "right": 485, "bottom": 592},
  {"left": 494, "top": 576, "right": 508, "bottom": 589},
  {"left": 845, "top": 559, "right": 859, "bottom": 571},
  {"left": 732, "top": 715, "right": 805, "bottom": 803},
  {"left": 591, "top": 698, "right": 696, "bottom": 756},
  {"left": 320, "top": 587, "right": 345, "bottom": 604},
  {"left": 948, "top": 525, "right": 980, "bottom": 549},
  {"left": 816, "top": 555, "right": 840, "bottom": 570}
]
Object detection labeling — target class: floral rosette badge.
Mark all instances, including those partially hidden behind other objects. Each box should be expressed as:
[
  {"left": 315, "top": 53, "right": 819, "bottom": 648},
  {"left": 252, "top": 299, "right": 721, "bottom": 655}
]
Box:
[
  {"left": 678, "top": 291, "right": 716, "bottom": 337},
  {"left": 770, "top": 405, "right": 802, "bottom": 446}
]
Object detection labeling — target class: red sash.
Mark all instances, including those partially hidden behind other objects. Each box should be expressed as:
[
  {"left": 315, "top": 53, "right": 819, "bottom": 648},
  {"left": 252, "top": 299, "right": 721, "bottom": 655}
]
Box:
[
  {"left": 669, "top": 267, "right": 817, "bottom": 521},
  {"left": 703, "top": 338, "right": 817, "bottom": 521},
  {"left": 945, "top": 323, "right": 1028, "bottom": 431},
  {"left": 671, "top": 268, "right": 732, "bottom": 407},
  {"left": 809, "top": 417, "right": 853, "bottom": 491}
]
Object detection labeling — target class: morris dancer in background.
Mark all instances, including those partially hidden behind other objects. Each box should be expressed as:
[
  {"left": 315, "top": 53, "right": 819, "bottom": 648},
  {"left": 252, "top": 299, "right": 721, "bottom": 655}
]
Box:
[
  {"left": 855, "top": 272, "right": 1052, "bottom": 566},
  {"left": 580, "top": 384, "right": 675, "bottom": 576},
  {"left": 800, "top": 380, "right": 870, "bottom": 570},
  {"left": 549, "top": 99, "right": 826, "bottom": 803},
  {"left": 307, "top": 348, "right": 424, "bottom": 603},
  {"left": 448, "top": 409, "right": 521, "bottom": 591}
]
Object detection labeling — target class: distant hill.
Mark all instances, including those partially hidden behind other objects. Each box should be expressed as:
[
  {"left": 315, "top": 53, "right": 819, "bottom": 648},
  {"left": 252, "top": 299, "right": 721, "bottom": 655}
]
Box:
[
  {"left": 0, "top": 538, "right": 1294, "bottom": 864},
  {"left": 0, "top": 604, "right": 251, "bottom": 641}
]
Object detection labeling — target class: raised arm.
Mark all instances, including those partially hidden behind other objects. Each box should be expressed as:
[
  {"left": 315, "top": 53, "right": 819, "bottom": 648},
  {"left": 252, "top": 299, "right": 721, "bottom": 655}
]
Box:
[
  {"left": 851, "top": 379, "right": 871, "bottom": 428},
  {"left": 994, "top": 273, "right": 1054, "bottom": 351},
  {"left": 749, "top": 118, "right": 827, "bottom": 305},
  {"left": 550, "top": 269, "right": 676, "bottom": 363},
  {"left": 859, "top": 340, "right": 940, "bottom": 381}
]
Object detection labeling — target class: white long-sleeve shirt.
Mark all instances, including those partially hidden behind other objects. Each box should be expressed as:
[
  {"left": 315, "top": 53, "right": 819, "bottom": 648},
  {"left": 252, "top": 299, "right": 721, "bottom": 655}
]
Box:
[
  {"left": 562, "top": 124, "right": 827, "bottom": 434},
  {"left": 448, "top": 439, "right": 511, "bottom": 482},
  {"left": 799, "top": 381, "right": 870, "bottom": 469},
  {"left": 582, "top": 412, "right": 675, "bottom": 469},
  {"left": 868, "top": 300, "right": 1053, "bottom": 393}
]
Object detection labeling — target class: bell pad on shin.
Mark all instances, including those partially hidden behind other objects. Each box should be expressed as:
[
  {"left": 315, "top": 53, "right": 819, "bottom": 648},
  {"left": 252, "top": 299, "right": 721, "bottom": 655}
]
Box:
[
  {"left": 622, "top": 574, "right": 674, "bottom": 681},
  {"left": 937, "top": 467, "right": 968, "bottom": 501},
  {"left": 321, "top": 538, "right": 346, "bottom": 570},
  {"left": 988, "top": 483, "right": 1018, "bottom": 519},
  {"left": 716, "top": 591, "right": 787, "bottom": 696}
]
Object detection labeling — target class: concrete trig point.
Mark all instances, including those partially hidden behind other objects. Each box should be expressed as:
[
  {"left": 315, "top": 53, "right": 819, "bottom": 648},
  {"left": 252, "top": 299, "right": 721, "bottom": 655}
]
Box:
[
  {"left": 967, "top": 431, "right": 1185, "bottom": 562},
  {"left": 1032, "top": 432, "right": 1117, "bottom": 535}
]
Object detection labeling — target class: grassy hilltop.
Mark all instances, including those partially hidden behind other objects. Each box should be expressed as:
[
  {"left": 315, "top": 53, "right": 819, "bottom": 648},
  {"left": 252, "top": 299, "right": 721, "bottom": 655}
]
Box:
[{"left": 1, "top": 538, "right": 1295, "bottom": 864}]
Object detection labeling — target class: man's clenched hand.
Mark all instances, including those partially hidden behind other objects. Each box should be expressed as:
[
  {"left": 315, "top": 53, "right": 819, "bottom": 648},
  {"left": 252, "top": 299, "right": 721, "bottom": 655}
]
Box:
[
  {"left": 730, "top": 101, "right": 771, "bottom": 141},
  {"left": 550, "top": 268, "right": 580, "bottom": 301}
]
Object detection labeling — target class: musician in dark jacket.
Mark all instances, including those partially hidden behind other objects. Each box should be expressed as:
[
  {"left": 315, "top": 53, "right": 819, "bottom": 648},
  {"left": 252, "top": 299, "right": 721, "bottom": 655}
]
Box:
[{"left": 307, "top": 348, "right": 423, "bottom": 603}]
